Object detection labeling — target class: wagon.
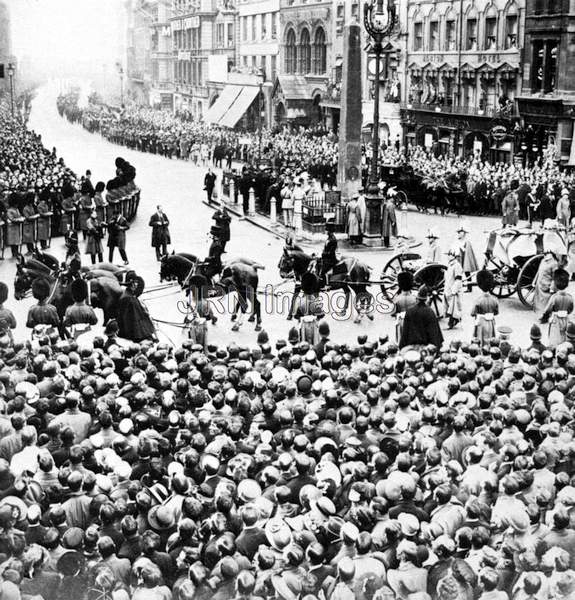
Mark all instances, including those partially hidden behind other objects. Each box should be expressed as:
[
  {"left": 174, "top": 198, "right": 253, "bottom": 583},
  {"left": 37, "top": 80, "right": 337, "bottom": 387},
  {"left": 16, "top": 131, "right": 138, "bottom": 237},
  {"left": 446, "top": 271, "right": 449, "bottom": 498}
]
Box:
[{"left": 379, "top": 223, "right": 573, "bottom": 313}]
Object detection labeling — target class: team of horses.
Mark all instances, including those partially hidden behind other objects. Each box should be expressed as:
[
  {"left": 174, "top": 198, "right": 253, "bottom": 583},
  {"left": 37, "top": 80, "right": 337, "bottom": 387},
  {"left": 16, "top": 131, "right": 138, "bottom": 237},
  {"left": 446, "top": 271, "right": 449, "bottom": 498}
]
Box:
[{"left": 13, "top": 244, "right": 376, "bottom": 335}]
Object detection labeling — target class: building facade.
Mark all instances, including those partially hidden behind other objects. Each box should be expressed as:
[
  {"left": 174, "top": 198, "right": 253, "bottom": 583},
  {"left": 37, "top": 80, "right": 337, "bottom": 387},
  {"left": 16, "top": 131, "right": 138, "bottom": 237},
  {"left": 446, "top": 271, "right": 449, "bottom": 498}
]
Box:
[
  {"left": 126, "top": 0, "right": 155, "bottom": 105},
  {"left": 149, "top": 0, "right": 174, "bottom": 109},
  {"left": 273, "top": 0, "right": 332, "bottom": 127},
  {"left": 401, "top": 0, "right": 524, "bottom": 162},
  {"left": 0, "top": 0, "right": 13, "bottom": 94},
  {"left": 517, "top": 0, "right": 575, "bottom": 166}
]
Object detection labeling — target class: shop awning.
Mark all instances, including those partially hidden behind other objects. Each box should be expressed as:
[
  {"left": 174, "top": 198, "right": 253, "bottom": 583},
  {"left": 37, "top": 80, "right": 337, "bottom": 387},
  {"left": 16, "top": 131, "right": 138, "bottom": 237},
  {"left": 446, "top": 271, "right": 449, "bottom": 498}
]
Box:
[
  {"left": 204, "top": 85, "right": 243, "bottom": 125},
  {"left": 219, "top": 85, "right": 260, "bottom": 129}
]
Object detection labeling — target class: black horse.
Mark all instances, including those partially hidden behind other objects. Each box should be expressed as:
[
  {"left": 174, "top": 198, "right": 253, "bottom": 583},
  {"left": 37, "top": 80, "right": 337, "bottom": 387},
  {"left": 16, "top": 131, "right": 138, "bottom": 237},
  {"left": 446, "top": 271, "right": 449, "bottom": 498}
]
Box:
[
  {"left": 278, "top": 248, "right": 373, "bottom": 322},
  {"left": 160, "top": 252, "right": 263, "bottom": 330}
]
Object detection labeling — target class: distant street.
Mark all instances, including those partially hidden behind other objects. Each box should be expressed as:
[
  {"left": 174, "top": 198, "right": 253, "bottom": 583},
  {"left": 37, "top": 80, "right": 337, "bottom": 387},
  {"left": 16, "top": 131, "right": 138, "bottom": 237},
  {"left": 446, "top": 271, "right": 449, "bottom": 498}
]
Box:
[{"left": 0, "top": 82, "right": 549, "bottom": 347}]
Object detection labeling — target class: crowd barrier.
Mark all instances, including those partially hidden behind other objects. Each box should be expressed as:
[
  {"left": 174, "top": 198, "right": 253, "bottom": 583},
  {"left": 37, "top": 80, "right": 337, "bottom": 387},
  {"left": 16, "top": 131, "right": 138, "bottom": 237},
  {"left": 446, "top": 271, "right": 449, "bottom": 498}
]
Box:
[{"left": 0, "top": 189, "right": 140, "bottom": 257}]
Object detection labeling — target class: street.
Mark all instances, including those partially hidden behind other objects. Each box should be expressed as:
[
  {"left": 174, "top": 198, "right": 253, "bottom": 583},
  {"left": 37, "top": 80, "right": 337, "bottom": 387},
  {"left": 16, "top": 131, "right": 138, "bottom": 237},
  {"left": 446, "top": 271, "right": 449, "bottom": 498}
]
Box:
[{"left": 0, "top": 82, "right": 544, "bottom": 348}]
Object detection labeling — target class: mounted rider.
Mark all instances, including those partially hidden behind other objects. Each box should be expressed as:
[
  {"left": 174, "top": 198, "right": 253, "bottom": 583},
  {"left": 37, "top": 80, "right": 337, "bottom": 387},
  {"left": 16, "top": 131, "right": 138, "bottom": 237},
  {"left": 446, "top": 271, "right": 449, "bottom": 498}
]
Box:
[
  {"left": 320, "top": 220, "right": 338, "bottom": 279},
  {"left": 203, "top": 225, "right": 225, "bottom": 283}
]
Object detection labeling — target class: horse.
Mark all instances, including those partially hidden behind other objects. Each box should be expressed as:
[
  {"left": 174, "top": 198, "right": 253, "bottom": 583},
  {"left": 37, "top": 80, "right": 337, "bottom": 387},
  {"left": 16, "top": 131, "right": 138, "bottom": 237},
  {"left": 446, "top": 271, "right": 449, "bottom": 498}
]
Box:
[
  {"left": 160, "top": 252, "right": 263, "bottom": 330},
  {"left": 278, "top": 248, "right": 373, "bottom": 322},
  {"left": 14, "top": 268, "right": 125, "bottom": 323}
]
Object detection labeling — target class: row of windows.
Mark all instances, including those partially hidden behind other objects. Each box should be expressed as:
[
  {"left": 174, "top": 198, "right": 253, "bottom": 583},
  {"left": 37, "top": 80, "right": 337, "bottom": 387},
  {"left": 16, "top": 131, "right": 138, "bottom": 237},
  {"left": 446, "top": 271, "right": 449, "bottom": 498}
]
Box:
[
  {"left": 174, "top": 59, "right": 203, "bottom": 86},
  {"left": 412, "top": 13, "right": 519, "bottom": 52},
  {"left": 240, "top": 13, "right": 279, "bottom": 42},
  {"left": 215, "top": 22, "right": 235, "bottom": 48},
  {"left": 173, "top": 28, "right": 200, "bottom": 51},
  {"left": 240, "top": 54, "right": 278, "bottom": 81},
  {"left": 533, "top": 0, "right": 562, "bottom": 14},
  {"left": 285, "top": 27, "right": 327, "bottom": 75}
]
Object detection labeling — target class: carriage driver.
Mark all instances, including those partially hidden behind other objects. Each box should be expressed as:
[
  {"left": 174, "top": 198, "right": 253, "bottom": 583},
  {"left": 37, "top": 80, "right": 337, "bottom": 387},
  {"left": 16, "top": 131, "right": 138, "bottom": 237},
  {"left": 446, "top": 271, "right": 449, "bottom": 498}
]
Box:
[
  {"left": 204, "top": 225, "right": 225, "bottom": 283},
  {"left": 320, "top": 220, "right": 338, "bottom": 278}
]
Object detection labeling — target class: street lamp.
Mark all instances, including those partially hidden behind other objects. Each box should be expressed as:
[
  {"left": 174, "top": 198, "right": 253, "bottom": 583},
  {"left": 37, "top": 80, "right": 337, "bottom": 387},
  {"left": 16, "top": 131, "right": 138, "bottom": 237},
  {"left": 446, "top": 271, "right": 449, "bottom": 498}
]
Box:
[
  {"left": 116, "top": 62, "right": 125, "bottom": 106},
  {"left": 7, "top": 63, "right": 15, "bottom": 117},
  {"left": 364, "top": 0, "right": 396, "bottom": 242},
  {"left": 256, "top": 68, "right": 271, "bottom": 166}
]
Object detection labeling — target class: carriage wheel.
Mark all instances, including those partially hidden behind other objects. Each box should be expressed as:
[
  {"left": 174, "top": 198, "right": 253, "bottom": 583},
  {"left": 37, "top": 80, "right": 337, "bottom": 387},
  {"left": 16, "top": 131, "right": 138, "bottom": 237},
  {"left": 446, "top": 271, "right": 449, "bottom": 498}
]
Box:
[
  {"left": 380, "top": 252, "right": 423, "bottom": 302},
  {"left": 395, "top": 190, "right": 408, "bottom": 208},
  {"left": 517, "top": 254, "right": 543, "bottom": 309},
  {"left": 414, "top": 263, "right": 447, "bottom": 318},
  {"left": 484, "top": 256, "right": 517, "bottom": 298}
]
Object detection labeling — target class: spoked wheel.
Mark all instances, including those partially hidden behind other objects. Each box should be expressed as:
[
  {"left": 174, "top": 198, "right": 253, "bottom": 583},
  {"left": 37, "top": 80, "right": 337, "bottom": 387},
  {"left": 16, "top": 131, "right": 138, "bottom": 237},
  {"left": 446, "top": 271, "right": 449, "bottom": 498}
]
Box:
[
  {"left": 484, "top": 256, "right": 517, "bottom": 298},
  {"left": 380, "top": 252, "right": 422, "bottom": 302},
  {"left": 517, "top": 254, "right": 543, "bottom": 309},
  {"left": 414, "top": 263, "right": 447, "bottom": 318}
]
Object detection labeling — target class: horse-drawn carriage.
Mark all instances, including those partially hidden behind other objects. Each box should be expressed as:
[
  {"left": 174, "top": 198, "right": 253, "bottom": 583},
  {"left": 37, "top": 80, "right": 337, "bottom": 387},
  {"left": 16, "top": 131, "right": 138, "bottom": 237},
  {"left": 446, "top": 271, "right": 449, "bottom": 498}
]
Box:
[{"left": 379, "top": 222, "right": 574, "bottom": 314}]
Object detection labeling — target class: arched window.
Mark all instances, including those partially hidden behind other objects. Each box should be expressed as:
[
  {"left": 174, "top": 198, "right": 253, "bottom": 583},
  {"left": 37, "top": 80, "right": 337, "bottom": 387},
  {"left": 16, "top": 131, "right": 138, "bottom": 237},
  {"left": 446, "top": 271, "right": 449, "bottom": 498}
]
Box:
[
  {"left": 299, "top": 28, "right": 311, "bottom": 74},
  {"left": 286, "top": 28, "right": 297, "bottom": 74},
  {"left": 484, "top": 5, "right": 498, "bottom": 50},
  {"left": 313, "top": 27, "right": 327, "bottom": 74}
]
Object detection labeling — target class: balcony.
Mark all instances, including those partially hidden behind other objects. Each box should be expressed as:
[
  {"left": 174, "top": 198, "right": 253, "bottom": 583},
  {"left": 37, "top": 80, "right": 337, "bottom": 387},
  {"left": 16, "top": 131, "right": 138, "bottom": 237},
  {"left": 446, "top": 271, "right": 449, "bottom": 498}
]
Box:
[
  {"left": 151, "top": 51, "right": 172, "bottom": 59},
  {"left": 152, "top": 81, "right": 174, "bottom": 90},
  {"left": 401, "top": 102, "right": 517, "bottom": 119}
]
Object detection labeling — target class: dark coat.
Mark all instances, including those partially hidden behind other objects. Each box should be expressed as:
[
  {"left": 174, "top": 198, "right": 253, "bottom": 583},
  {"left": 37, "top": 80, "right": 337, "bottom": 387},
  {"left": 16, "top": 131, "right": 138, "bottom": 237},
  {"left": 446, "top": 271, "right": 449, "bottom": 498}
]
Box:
[
  {"left": 117, "top": 292, "right": 156, "bottom": 342},
  {"left": 204, "top": 171, "right": 217, "bottom": 191},
  {"left": 107, "top": 214, "right": 129, "bottom": 249},
  {"left": 149, "top": 212, "right": 171, "bottom": 247},
  {"left": 399, "top": 302, "right": 444, "bottom": 348}
]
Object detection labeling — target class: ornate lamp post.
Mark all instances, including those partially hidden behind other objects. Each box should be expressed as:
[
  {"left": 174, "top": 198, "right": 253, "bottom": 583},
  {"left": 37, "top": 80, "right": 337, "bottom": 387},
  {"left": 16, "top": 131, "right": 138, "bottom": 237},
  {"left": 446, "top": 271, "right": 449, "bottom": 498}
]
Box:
[{"left": 363, "top": 0, "right": 396, "bottom": 244}]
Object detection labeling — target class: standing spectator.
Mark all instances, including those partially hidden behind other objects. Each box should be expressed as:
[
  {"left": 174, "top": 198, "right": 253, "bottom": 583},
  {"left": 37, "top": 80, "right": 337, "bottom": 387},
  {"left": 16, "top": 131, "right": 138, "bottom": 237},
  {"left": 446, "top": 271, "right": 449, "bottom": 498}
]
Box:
[
  {"left": 6, "top": 196, "right": 24, "bottom": 258},
  {"left": 22, "top": 195, "right": 39, "bottom": 255},
  {"left": 149, "top": 205, "right": 171, "bottom": 261},
  {"left": 281, "top": 182, "right": 294, "bottom": 228},
  {"left": 204, "top": 168, "right": 217, "bottom": 205},
  {"left": 347, "top": 193, "right": 362, "bottom": 246},
  {"left": 36, "top": 194, "right": 53, "bottom": 250},
  {"left": 382, "top": 192, "right": 397, "bottom": 248},
  {"left": 107, "top": 204, "right": 130, "bottom": 265},
  {"left": 400, "top": 285, "right": 444, "bottom": 348},
  {"left": 557, "top": 188, "right": 571, "bottom": 228},
  {"left": 502, "top": 180, "right": 519, "bottom": 227},
  {"left": 85, "top": 209, "right": 104, "bottom": 265}
]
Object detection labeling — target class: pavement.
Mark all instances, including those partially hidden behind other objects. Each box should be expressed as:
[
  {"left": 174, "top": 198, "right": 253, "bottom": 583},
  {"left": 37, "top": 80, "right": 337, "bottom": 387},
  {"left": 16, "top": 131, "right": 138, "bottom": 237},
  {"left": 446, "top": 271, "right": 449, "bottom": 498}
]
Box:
[{"left": 0, "top": 82, "right": 556, "bottom": 348}]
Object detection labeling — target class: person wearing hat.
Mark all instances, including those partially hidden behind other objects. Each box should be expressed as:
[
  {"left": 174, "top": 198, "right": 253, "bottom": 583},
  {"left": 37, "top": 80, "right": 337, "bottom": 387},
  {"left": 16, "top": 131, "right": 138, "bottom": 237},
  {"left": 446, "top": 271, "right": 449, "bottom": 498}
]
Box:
[
  {"left": 393, "top": 271, "right": 417, "bottom": 344},
  {"left": 85, "top": 209, "right": 105, "bottom": 265},
  {"left": 382, "top": 191, "right": 397, "bottom": 248},
  {"left": 63, "top": 278, "right": 98, "bottom": 339},
  {"left": 347, "top": 193, "right": 362, "bottom": 245},
  {"left": 107, "top": 203, "right": 130, "bottom": 265},
  {"left": 212, "top": 206, "right": 231, "bottom": 250},
  {"left": 320, "top": 222, "right": 338, "bottom": 278},
  {"left": 5, "top": 194, "right": 25, "bottom": 258},
  {"left": 0, "top": 282, "right": 16, "bottom": 341},
  {"left": 527, "top": 323, "right": 546, "bottom": 353},
  {"left": 471, "top": 270, "right": 499, "bottom": 345},
  {"left": 426, "top": 229, "right": 442, "bottom": 264},
  {"left": 117, "top": 276, "right": 157, "bottom": 342},
  {"left": 400, "top": 285, "right": 443, "bottom": 349},
  {"left": 204, "top": 225, "right": 225, "bottom": 283},
  {"left": 149, "top": 205, "right": 171, "bottom": 261},
  {"left": 501, "top": 180, "right": 519, "bottom": 228},
  {"left": 26, "top": 276, "right": 61, "bottom": 335},
  {"left": 454, "top": 220, "right": 478, "bottom": 292},
  {"left": 444, "top": 247, "right": 463, "bottom": 329},
  {"left": 533, "top": 250, "right": 559, "bottom": 314},
  {"left": 557, "top": 187, "right": 571, "bottom": 229},
  {"left": 540, "top": 268, "right": 573, "bottom": 347}
]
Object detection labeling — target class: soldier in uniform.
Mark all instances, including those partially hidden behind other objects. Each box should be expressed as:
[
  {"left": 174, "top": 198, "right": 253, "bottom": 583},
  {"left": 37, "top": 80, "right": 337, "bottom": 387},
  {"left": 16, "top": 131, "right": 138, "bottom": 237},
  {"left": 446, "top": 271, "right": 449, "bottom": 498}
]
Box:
[
  {"left": 22, "top": 195, "right": 39, "bottom": 255},
  {"left": 63, "top": 278, "right": 98, "bottom": 339},
  {"left": 26, "top": 277, "right": 60, "bottom": 337},
  {"left": 59, "top": 194, "right": 77, "bottom": 235},
  {"left": 212, "top": 207, "right": 231, "bottom": 250},
  {"left": 107, "top": 204, "right": 130, "bottom": 264},
  {"left": 77, "top": 181, "right": 93, "bottom": 239},
  {"left": 37, "top": 194, "right": 53, "bottom": 250},
  {"left": 444, "top": 247, "right": 464, "bottom": 329},
  {"left": 426, "top": 229, "right": 442, "bottom": 264},
  {"left": 471, "top": 269, "right": 499, "bottom": 345},
  {"left": 85, "top": 209, "right": 105, "bottom": 265},
  {"left": 455, "top": 220, "right": 478, "bottom": 292},
  {"left": 6, "top": 196, "right": 25, "bottom": 258},
  {"left": 540, "top": 268, "right": 573, "bottom": 347}
]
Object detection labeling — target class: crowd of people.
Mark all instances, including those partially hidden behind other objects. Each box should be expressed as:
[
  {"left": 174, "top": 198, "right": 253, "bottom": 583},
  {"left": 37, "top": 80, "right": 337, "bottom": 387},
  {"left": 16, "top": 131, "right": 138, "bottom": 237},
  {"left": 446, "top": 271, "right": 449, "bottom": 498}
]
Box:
[{"left": 2, "top": 273, "right": 575, "bottom": 600}]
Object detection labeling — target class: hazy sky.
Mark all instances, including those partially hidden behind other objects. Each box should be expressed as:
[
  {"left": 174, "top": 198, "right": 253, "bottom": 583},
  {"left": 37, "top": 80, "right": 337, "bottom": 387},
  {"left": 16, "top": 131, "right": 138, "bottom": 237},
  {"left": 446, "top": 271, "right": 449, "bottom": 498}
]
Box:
[{"left": 7, "top": 0, "right": 125, "bottom": 67}]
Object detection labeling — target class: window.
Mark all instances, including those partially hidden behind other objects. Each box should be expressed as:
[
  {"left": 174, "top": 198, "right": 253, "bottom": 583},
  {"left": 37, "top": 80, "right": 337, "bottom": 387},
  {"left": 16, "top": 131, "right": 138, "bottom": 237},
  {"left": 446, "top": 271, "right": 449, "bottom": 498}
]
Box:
[
  {"left": 251, "top": 15, "right": 256, "bottom": 41},
  {"left": 534, "top": 0, "right": 545, "bottom": 14},
  {"left": 430, "top": 21, "right": 439, "bottom": 51},
  {"left": 466, "top": 18, "right": 477, "bottom": 50},
  {"left": 351, "top": 2, "right": 359, "bottom": 20},
  {"left": 337, "top": 4, "right": 344, "bottom": 19},
  {"left": 413, "top": 22, "right": 423, "bottom": 51},
  {"left": 313, "top": 28, "right": 327, "bottom": 74},
  {"left": 261, "top": 14, "right": 266, "bottom": 39},
  {"left": 505, "top": 15, "right": 518, "bottom": 48},
  {"left": 227, "top": 23, "right": 233, "bottom": 47},
  {"left": 300, "top": 28, "right": 311, "bottom": 74},
  {"left": 445, "top": 19, "right": 456, "bottom": 51},
  {"left": 242, "top": 16, "right": 247, "bottom": 41},
  {"left": 272, "top": 13, "right": 278, "bottom": 39},
  {"left": 286, "top": 28, "right": 297, "bottom": 74},
  {"left": 216, "top": 23, "right": 224, "bottom": 47},
  {"left": 485, "top": 17, "right": 497, "bottom": 50},
  {"left": 271, "top": 54, "right": 277, "bottom": 81},
  {"left": 532, "top": 40, "right": 558, "bottom": 93}
]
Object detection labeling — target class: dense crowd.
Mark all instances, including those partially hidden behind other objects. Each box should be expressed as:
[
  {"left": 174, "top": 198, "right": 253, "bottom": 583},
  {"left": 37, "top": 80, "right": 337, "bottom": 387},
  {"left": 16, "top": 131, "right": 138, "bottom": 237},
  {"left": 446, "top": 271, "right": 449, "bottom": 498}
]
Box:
[
  {"left": 1, "top": 293, "right": 575, "bottom": 600},
  {"left": 57, "top": 94, "right": 339, "bottom": 187}
]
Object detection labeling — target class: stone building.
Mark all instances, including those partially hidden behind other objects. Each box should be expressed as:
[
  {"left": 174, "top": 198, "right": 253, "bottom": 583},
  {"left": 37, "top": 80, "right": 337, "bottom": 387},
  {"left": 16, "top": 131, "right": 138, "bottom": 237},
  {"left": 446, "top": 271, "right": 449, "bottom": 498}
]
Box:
[
  {"left": 0, "top": 0, "right": 14, "bottom": 94},
  {"left": 149, "top": 1, "right": 174, "bottom": 109},
  {"left": 517, "top": 0, "right": 575, "bottom": 166},
  {"left": 401, "top": 0, "right": 524, "bottom": 162}
]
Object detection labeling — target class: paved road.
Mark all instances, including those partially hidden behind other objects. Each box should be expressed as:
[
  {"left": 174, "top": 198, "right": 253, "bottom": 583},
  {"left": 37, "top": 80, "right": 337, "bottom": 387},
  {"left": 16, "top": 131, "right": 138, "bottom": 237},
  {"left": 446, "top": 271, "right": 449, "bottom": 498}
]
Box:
[{"left": 1, "top": 82, "right": 547, "bottom": 347}]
